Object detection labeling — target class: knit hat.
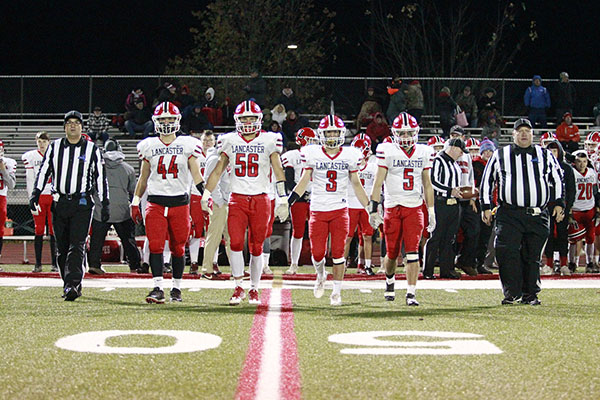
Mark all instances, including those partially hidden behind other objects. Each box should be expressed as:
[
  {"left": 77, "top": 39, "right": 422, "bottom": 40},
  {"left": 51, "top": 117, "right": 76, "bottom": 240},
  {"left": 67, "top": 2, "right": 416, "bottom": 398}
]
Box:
[{"left": 479, "top": 139, "right": 496, "bottom": 154}]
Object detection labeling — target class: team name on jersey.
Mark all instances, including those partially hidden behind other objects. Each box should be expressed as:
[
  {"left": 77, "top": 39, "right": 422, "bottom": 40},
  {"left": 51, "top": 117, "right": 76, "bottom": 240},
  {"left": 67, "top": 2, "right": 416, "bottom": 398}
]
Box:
[
  {"left": 575, "top": 175, "right": 595, "bottom": 184},
  {"left": 359, "top": 170, "right": 374, "bottom": 181},
  {"left": 231, "top": 144, "right": 265, "bottom": 153},
  {"left": 151, "top": 146, "right": 184, "bottom": 156},
  {"left": 392, "top": 159, "right": 424, "bottom": 168},
  {"left": 315, "top": 161, "right": 350, "bottom": 171}
]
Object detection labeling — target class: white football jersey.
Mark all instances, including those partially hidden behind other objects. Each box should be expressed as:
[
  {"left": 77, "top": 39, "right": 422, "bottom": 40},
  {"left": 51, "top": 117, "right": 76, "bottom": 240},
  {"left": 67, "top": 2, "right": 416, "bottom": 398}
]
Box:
[
  {"left": 281, "top": 148, "right": 311, "bottom": 194},
  {"left": 572, "top": 167, "right": 598, "bottom": 212},
  {"left": 137, "top": 135, "right": 202, "bottom": 197},
  {"left": 348, "top": 159, "right": 377, "bottom": 209},
  {"left": 0, "top": 157, "right": 16, "bottom": 196},
  {"left": 218, "top": 130, "right": 283, "bottom": 195},
  {"left": 302, "top": 145, "right": 362, "bottom": 212},
  {"left": 22, "top": 150, "right": 52, "bottom": 195},
  {"left": 376, "top": 142, "right": 434, "bottom": 208},
  {"left": 190, "top": 145, "right": 207, "bottom": 196}
]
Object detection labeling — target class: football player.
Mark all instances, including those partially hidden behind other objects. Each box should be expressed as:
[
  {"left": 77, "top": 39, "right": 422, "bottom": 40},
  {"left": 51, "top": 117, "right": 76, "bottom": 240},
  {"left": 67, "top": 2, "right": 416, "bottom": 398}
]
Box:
[
  {"left": 345, "top": 133, "right": 377, "bottom": 275},
  {"left": 465, "top": 138, "right": 481, "bottom": 159},
  {"left": 131, "top": 102, "right": 206, "bottom": 304},
  {"left": 0, "top": 140, "right": 16, "bottom": 271},
  {"left": 289, "top": 115, "right": 369, "bottom": 306},
  {"left": 22, "top": 132, "right": 57, "bottom": 272},
  {"left": 202, "top": 101, "right": 287, "bottom": 305},
  {"left": 427, "top": 136, "right": 445, "bottom": 155},
  {"left": 370, "top": 112, "right": 435, "bottom": 306},
  {"left": 281, "top": 127, "right": 318, "bottom": 274},
  {"left": 540, "top": 131, "right": 557, "bottom": 148}
]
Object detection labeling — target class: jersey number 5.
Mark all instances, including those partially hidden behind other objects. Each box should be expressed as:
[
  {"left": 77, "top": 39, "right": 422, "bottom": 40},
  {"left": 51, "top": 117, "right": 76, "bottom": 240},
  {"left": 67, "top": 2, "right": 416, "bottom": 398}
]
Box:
[
  {"left": 157, "top": 155, "right": 179, "bottom": 179},
  {"left": 403, "top": 168, "right": 414, "bottom": 191},
  {"left": 326, "top": 170, "right": 337, "bottom": 192},
  {"left": 235, "top": 153, "right": 259, "bottom": 177}
]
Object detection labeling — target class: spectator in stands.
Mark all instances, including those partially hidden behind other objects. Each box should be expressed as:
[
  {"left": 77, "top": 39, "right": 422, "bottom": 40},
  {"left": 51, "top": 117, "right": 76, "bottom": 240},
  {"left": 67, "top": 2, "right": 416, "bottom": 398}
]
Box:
[
  {"left": 154, "top": 82, "right": 177, "bottom": 107},
  {"left": 270, "top": 121, "right": 286, "bottom": 148},
  {"left": 477, "top": 87, "right": 499, "bottom": 127},
  {"left": 203, "top": 87, "right": 217, "bottom": 109},
  {"left": 556, "top": 112, "right": 580, "bottom": 153},
  {"left": 276, "top": 85, "right": 302, "bottom": 113},
  {"left": 436, "top": 87, "right": 458, "bottom": 138},
  {"left": 271, "top": 103, "right": 287, "bottom": 125},
  {"left": 88, "top": 139, "right": 141, "bottom": 274},
  {"left": 125, "top": 87, "right": 147, "bottom": 112},
  {"left": 555, "top": 72, "right": 576, "bottom": 123},
  {"left": 363, "top": 87, "right": 383, "bottom": 110},
  {"left": 175, "top": 85, "right": 196, "bottom": 110},
  {"left": 87, "top": 106, "right": 110, "bottom": 143},
  {"left": 182, "top": 104, "right": 214, "bottom": 134},
  {"left": 385, "top": 77, "right": 406, "bottom": 124},
  {"left": 124, "top": 99, "right": 154, "bottom": 138},
  {"left": 456, "top": 85, "right": 478, "bottom": 127},
  {"left": 281, "top": 110, "right": 309, "bottom": 144},
  {"left": 481, "top": 114, "right": 502, "bottom": 147},
  {"left": 221, "top": 96, "right": 235, "bottom": 126},
  {"left": 243, "top": 67, "right": 267, "bottom": 107},
  {"left": 356, "top": 91, "right": 382, "bottom": 130},
  {"left": 524, "top": 75, "right": 551, "bottom": 129},
  {"left": 365, "top": 112, "right": 390, "bottom": 146},
  {"left": 405, "top": 80, "right": 425, "bottom": 123},
  {"left": 262, "top": 109, "right": 273, "bottom": 131}
]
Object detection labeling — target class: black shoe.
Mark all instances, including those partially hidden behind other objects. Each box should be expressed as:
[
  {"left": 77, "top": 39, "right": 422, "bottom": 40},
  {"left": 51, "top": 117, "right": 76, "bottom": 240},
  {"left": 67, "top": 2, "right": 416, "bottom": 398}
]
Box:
[
  {"left": 146, "top": 287, "right": 165, "bottom": 304},
  {"left": 384, "top": 282, "right": 395, "bottom": 301},
  {"left": 405, "top": 293, "right": 419, "bottom": 306},
  {"left": 422, "top": 274, "right": 437, "bottom": 280},
  {"left": 364, "top": 266, "right": 375, "bottom": 276},
  {"left": 457, "top": 265, "right": 478, "bottom": 276},
  {"left": 88, "top": 266, "right": 106, "bottom": 275},
  {"left": 63, "top": 285, "right": 81, "bottom": 301},
  {"left": 568, "top": 262, "right": 577, "bottom": 273},
  {"left": 520, "top": 297, "right": 541, "bottom": 306},
  {"left": 163, "top": 263, "right": 172, "bottom": 274},
  {"left": 477, "top": 265, "right": 493, "bottom": 275},
  {"left": 585, "top": 262, "right": 595, "bottom": 274},
  {"left": 50, "top": 265, "right": 58, "bottom": 273},
  {"left": 32, "top": 265, "right": 43, "bottom": 273},
  {"left": 170, "top": 288, "right": 182, "bottom": 302},
  {"left": 440, "top": 271, "right": 461, "bottom": 279},
  {"left": 137, "top": 263, "right": 150, "bottom": 274},
  {"left": 501, "top": 295, "right": 521, "bottom": 305}
]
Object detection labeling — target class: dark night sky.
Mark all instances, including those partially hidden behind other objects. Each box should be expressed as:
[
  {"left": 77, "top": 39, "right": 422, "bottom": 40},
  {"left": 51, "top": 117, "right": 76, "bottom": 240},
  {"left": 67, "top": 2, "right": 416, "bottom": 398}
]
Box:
[{"left": 2, "top": 1, "right": 600, "bottom": 78}]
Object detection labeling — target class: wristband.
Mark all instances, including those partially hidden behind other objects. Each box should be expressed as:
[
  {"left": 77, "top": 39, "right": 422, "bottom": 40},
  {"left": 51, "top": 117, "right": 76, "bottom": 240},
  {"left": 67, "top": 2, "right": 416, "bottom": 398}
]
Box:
[
  {"left": 288, "top": 192, "right": 300, "bottom": 206},
  {"left": 131, "top": 195, "right": 141, "bottom": 206},
  {"left": 276, "top": 180, "right": 287, "bottom": 197},
  {"left": 196, "top": 182, "right": 205, "bottom": 195},
  {"left": 369, "top": 200, "right": 379, "bottom": 214}
]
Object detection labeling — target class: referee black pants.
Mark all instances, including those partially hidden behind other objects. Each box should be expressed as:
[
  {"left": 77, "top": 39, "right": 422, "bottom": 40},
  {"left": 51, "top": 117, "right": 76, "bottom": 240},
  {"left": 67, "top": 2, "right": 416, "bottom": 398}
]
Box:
[
  {"left": 457, "top": 200, "right": 480, "bottom": 268},
  {"left": 423, "top": 198, "right": 460, "bottom": 276},
  {"left": 495, "top": 206, "right": 550, "bottom": 300},
  {"left": 88, "top": 218, "right": 141, "bottom": 270},
  {"left": 52, "top": 197, "right": 93, "bottom": 289}
]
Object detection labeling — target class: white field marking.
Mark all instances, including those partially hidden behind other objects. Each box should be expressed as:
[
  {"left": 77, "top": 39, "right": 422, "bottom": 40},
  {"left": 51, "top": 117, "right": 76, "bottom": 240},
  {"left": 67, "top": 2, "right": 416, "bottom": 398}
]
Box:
[
  {"left": 255, "top": 288, "right": 282, "bottom": 400},
  {"left": 360, "top": 289, "right": 372, "bottom": 293},
  {"left": 55, "top": 330, "right": 222, "bottom": 354},
  {"left": 188, "top": 288, "right": 201, "bottom": 292},
  {"left": 101, "top": 287, "right": 115, "bottom": 292},
  {"left": 15, "top": 286, "right": 31, "bottom": 291},
  {"left": 445, "top": 289, "right": 458, "bottom": 293},
  {"left": 1, "top": 277, "right": 599, "bottom": 290}
]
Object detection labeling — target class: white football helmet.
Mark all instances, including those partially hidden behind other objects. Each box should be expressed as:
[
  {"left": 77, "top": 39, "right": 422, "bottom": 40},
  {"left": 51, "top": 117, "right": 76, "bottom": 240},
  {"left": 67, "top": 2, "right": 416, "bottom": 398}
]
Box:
[
  {"left": 152, "top": 102, "right": 181, "bottom": 136},
  {"left": 317, "top": 115, "right": 346, "bottom": 148},
  {"left": 391, "top": 112, "right": 420, "bottom": 147},
  {"left": 234, "top": 100, "right": 263, "bottom": 135}
]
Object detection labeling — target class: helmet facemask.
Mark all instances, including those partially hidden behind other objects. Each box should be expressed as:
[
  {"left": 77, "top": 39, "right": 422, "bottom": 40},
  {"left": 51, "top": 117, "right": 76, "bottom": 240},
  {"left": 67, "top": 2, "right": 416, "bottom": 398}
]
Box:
[
  {"left": 393, "top": 128, "right": 418, "bottom": 148},
  {"left": 153, "top": 115, "right": 181, "bottom": 136},
  {"left": 320, "top": 129, "right": 345, "bottom": 149},
  {"left": 235, "top": 115, "right": 262, "bottom": 136}
]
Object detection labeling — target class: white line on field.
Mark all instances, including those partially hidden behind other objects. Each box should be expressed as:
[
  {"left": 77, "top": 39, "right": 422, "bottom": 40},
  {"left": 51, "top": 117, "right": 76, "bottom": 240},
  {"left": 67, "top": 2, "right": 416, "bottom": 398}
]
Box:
[
  {"left": 445, "top": 289, "right": 458, "bottom": 293},
  {"left": 360, "top": 289, "right": 372, "bottom": 293},
  {"left": 101, "top": 287, "right": 115, "bottom": 292},
  {"left": 255, "top": 289, "right": 282, "bottom": 399},
  {"left": 15, "top": 286, "right": 31, "bottom": 291},
  {"left": 188, "top": 288, "right": 200, "bottom": 292}
]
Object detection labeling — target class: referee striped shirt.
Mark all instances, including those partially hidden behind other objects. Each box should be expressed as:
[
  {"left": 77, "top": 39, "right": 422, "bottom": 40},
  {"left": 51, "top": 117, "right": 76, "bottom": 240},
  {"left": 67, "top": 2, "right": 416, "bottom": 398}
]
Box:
[
  {"left": 34, "top": 137, "right": 108, "bottom": 202},
  {"left": 431, "top": 151, "right": 462, "bottom": 197},
  {"left": 480, "top": 144, "right": 563, "bottom": 210}
]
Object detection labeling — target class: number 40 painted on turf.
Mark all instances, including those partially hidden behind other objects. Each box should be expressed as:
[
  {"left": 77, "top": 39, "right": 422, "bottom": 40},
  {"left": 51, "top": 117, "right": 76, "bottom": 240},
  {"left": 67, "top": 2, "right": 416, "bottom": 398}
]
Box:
[{"left": 328, "top": 331, "right": 502, "bottom": 355}]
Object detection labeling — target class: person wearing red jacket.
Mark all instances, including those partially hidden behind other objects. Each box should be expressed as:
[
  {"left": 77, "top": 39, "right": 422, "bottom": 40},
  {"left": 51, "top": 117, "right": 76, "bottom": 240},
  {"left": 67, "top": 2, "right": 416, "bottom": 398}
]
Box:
[
  {"left": 556, "top": 112, "right": 580, "bottom": 154},
  {"left": 365, "top": 112, "right": 391, "bottom": 146}
]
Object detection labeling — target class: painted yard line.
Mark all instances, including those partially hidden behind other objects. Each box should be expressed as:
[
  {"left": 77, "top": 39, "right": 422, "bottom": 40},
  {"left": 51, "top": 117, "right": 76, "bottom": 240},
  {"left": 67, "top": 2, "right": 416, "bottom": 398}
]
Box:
[
  {"left": 101, "top": 287, "right": 115, "bottom": 292},
  {"left": 255, "top": 289, "right": 282, "bottom": 400},
  {"left": 188, "top": 288, "right": 201, "bottom": 292},
  {"left": 445, "top": 289, "right": 458, "bottom": 293},
  {"left": 280, "top": 289, "right": 302, "bottom": 400},
  {"left": 15, "top": 286, "right": 31, "bottom": 291},
  {"left": 360, "top": 289, "right": 373, "bottom": 293}
]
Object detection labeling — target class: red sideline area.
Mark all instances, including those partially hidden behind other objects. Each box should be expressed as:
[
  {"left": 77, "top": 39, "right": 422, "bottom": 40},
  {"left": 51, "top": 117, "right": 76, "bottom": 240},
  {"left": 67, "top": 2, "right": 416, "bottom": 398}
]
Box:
[{"left": 2, "top": 271, "right": 600, "bottom": 280}]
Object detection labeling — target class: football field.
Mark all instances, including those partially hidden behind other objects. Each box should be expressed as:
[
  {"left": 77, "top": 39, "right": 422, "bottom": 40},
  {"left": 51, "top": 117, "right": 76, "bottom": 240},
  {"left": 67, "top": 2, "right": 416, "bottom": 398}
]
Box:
[{"left": 1, "top": 266, "right": 599, "bottom": 400}]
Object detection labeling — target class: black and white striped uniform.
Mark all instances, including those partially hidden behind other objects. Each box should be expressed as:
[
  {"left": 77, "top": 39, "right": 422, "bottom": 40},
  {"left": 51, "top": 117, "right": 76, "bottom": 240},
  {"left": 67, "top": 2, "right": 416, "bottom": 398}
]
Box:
[{"left": 431, "top": 152, "right": 461, "bottom": 197}]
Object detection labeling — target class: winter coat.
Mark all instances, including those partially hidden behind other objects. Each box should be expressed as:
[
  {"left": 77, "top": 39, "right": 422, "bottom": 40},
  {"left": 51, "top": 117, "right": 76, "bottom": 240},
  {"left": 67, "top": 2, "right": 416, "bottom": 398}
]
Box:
[
  {"left": 555, "top": 82, "right": 576, "bottom": 110},
  {"left": 556, "top": 122, "right": 580, "bottom": 143},
  {"left": 93, "top": 151, "right": 136, "bottom": 223},
  {"left": 365, "top": 113, "right": 390, "bottom": 143},
  {"left": 243, "top": 76, "right": 267, "bottom": 108},
  {"left": 386, "top": 87, "right": 406, "bottom": 123},
  {"left": 524, "top": 75, "right": 551, "bottom": 109},
  {"left": 405, "top": 83, "right": 424, "bottom": 110}
]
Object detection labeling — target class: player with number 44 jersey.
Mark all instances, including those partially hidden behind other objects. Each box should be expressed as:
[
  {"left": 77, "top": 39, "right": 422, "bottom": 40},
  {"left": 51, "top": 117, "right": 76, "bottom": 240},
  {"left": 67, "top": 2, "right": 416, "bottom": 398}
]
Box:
[{"left": 202, "top": 100, "right": 287, "bottom": 306}]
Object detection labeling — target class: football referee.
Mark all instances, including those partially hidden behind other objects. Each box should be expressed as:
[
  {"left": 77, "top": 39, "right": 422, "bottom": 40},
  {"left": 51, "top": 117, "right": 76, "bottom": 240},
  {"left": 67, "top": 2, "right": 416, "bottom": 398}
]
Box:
[
  {"left": 480, "top": 118, "right": 564, "bottom": 305},
  {"left": 30, "top": 110, "right": 109, "bottom": 301}
]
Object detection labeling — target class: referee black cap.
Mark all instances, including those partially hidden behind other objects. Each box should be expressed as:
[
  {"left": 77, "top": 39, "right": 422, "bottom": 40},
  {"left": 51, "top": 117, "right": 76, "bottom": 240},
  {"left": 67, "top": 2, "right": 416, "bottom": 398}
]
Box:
[
  {"left": 64, "top": 110, "right": 83, "bottom": 125},
  {"left": 448, "top": 138, "right": 467, "bottom": 153},
  {"left": 513, "top": 118, "right": 532, "bottom": 130}
]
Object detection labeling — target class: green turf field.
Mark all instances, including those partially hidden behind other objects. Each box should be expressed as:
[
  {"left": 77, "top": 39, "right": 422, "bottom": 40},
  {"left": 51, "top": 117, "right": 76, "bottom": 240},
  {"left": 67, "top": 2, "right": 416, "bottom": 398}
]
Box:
[{"left": 0, "top": 271, "right": 599, "bottom": 399}]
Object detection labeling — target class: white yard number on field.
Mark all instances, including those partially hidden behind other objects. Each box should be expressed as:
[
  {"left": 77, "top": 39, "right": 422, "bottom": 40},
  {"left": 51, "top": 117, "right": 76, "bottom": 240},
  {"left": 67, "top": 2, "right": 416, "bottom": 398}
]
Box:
[
  {"left": 328, "top": 330, "right": 502, "bottom": 355},
  {"left": 55, "top": 330, "right": 222, "bottom": 354}
]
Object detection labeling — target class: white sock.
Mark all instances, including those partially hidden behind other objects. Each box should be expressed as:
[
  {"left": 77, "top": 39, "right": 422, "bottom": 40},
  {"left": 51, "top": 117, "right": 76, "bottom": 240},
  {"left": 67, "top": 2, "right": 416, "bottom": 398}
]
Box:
[
  {"left": 153, "top": 276, "right": 163, "bottom": 289},
  {"left": 143, "top": 239, "right": 150, "bottom": 263},
  {"left": 365, "top": 259, "right": 372, "bottom": 268},
  {"left": 586, "top": 243, "right": 595, "bottom": 264},
  {"left": 189, "top": 238, "right": 201, "bottom": 264},
  {"left": 312, "top": 256, "right": 326, "bottom": 278},
  {"left": 230, "top": 250, "right": 245, "bottom": 279},
  {"left": 263, "top": 252, "right": 270, "bottom": 267},
  {"left": 595, "top": 254, "right": 599, "bottom": 264},
  {"left": 553, "top": 251, "right": 560, "bottom": 262},
  {"left": 407, "top": 285, "right": 416, "bottom": 295},
  {"left": 172, "top": 278, "right": 181, "bottom": 290},
  {"left": 234, "top": 278, "right": 242, "bottom": 287},
  {"left": 332, "top": 280, "right": 342, "bottom": 296},
  {"left": 290, "top": 237, "right": 302, "bottom": 265},
  {"left": 380, "top": 256, "right": 385, "bottom": 266},
  {"left": 163, "top": 241, "right": 171, "bottom": 263},
  {"left": 213, "top": 248, "right": 219, "bottom": 263},
  {"left": 250, "top": 254, "right": 263, "bottom": 289}
]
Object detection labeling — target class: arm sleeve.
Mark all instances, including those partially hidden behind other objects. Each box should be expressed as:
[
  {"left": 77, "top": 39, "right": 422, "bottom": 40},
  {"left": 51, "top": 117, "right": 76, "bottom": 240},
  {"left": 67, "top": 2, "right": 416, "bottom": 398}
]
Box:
[
  {"left": 94, "top": 147, "right": 109, "bottom": 203},
  {"left": 284, "top": 167, "right": 296, "bottom": 192},
  {"left": 479, "top": 150, "right": 499, "bottom": 210}
]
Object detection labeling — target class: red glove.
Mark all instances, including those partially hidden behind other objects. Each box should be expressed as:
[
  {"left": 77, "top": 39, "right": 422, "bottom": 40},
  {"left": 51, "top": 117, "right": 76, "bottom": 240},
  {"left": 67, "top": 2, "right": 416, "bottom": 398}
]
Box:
[{"left": 131, "top": 205, "right": 142, "bottom": 224}]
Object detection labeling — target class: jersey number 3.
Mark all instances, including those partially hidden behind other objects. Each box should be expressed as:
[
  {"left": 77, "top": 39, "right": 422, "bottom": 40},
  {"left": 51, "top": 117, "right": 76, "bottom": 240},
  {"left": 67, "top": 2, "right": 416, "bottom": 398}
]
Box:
[
  {"left": 326, "top": 171, "right": 337, "bottom": 192},
  {"left": 235, "top": 153, "right": 259, "bottom": 177},
  {"left": 157, "top": 155, "right": 179, "bottom": 179}
]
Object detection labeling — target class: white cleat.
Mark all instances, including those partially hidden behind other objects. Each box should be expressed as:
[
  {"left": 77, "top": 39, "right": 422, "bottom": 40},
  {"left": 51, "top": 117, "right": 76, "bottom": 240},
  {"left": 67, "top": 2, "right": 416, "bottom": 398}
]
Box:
[
  {"left": 262, "top": 265, "right": 273, "bottom": 274},
  {"left": 330, "top": 293, "right": 342, "bottom": 306},
  {"left": 560, "top": 265, "right": 571, "bottom": 276},
  {"left": 313, "top": 272, "right": 327, "bottom": 298},
  {"left": 540, "top": 265, "right": 553, "bottom": 276},
  {"left": 285, "top": 264, "right": 299, "bottom": 275}
]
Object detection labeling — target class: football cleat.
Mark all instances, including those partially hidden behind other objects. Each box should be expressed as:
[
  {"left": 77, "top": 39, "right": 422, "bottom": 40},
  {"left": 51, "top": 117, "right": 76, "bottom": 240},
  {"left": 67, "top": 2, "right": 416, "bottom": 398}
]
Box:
[
  {"left": 384, "top": 282, "right": 395, "bottom": 301},
  {"left": 285, "top": 264, "right": 299, "bottom": 275},
  {"left": 50, "top": 265, "right": 59, "bottom": 273},
  {"left": 262, "top": 265, "right": 273, "bottom": 275},
  {"left": 313, "top": 272, "right": 327, "bottom": 298},
  {"left": 169, "top": 288, "right": 182, "bottom": 302},
  {"left": 364, "top": 266, "right": 375, "bottom": 276},
  {"left": 330, "top": 293, "right": 342, "bottom": 306},
  {"left": 213, "top": 263, "right": 222, "bottom": 275},
  {"left": 63, "top": 285, "right": 81, "bottom": 302},
  {"left": 585, "top": 262, "right": 595, "bottom": 274},
  {"left": 560, "top": 265, "right": 571, "bottom": 276},
  {"left": 405, "top": 293, "right": 419, "bottom": 306},
  {"left": 189, "top": 262, "right": 199, "bottom": 275},
  {"left": 248, "top": 289, "right": 260, "bottom": 305},
  {"left": 229, "top": 286, "right": 246, "bottom": 305},
  {"left": 146, "top": 287, "right": 165, "bottom": 304},
  {"left": 32, "top": 265, "right": 43, "bottom": 273}
]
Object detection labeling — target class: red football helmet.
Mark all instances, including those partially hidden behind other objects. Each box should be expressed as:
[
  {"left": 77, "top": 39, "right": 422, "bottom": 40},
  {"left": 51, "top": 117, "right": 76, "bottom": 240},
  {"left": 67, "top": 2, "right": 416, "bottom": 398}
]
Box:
[
  {"left": 351, "top": 133, "right": 372, "bottom": 158},
  {"left": 427, "top": 136, "right": 445, "bottom": 148},
  {"left": 152, "top": 102, "right": 181, "bottom": 135},
  {"left": 466, "top": 138, "right": 481, "bottom": 150},
  {"left": 391, "top": 112, "right": 420, "bottom": 147},
  {"left": 540, "top": 131, "right": 557, "bottom": 147},
  {"left": 584, "top": 131, "right": 600, "bottom": 156},
  {"left": 234, "top": 100, "right": 263, "bottom": 135},
  {"left": 382, "top": 136, "right": 394, "bottom": 143},
  {"left": 317, "top": 115, "right": 346, "bottom": 148},
  {"left": 568, "top": 220, "right": 586, "bottom": 244},
  {"left": 296, "top": 127, "right": 318, "bottom": 147},
  {"left": 81, "top": 133, "right": 93, "bottom": 142}
]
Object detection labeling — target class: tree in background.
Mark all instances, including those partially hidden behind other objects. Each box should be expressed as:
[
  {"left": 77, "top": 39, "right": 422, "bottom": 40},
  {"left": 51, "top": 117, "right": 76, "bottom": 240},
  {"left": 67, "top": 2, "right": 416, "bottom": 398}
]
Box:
[{"left": 166, "top": 0, "right": 336, "bottom": 113}]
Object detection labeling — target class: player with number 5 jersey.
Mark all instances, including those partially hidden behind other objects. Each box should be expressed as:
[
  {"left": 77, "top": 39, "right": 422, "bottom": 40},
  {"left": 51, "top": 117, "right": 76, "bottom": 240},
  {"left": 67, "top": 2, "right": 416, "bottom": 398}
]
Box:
[
  {"left": 202, "top": 100, "right": 287, "bottom": 306},
  {"left": 289, "top": 115, "right": 369, "bottom": 306},
  {"left": 132, "top": 102, "right": 206, "bottom": 304}
]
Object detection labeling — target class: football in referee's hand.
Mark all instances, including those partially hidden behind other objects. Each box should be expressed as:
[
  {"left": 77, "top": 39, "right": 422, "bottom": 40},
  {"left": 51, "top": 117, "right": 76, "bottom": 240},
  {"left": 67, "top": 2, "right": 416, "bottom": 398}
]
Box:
[{"left": 460, "top": 186, "right": 479, "bottom": 199}]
